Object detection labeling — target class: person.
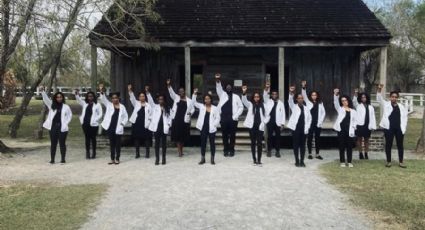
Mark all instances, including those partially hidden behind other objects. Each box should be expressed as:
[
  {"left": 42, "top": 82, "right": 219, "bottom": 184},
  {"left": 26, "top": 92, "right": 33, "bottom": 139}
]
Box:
[
  {"left": 99, "top": 84, "right": 128, "bottom": 165},
  {"left": 167, "top": 79, "right": 194, "bottom": 157},
  {"left": 333, "top": 88, "right": 357, "bottom": 168},
  {"left": 128, "top": 84, "right": 153, "bottom": 159},
  {"left": 353, "top": 89, "right": 376, "bottom": 160},
  {"left": 242, "top": 85, "right": 268, "bottom": 166},
  {"left": 191, "top": 88, "right": 221, "bottom": 165},
  {"left": 287, "top": 86, "right": 312, "bottom": 167},
  {"left": 301, "top": 80, "right": 326, "bottom": 160},
  {"left": 376, "top": 84, "right": 408, "bottom": 168},
  {"left": 263, "top": 81, "right": 286, "bottom": 158},
  {"left": 75, "top": 90, "right": 103, "bottom": 159},
  {"left": 215, "top": 73, "right": 244, "bottom": 157},
  {"left": 41, "top": 87, "right": 73, "bottom": 164},
  {"left": 147, "top": 90, "right": 172, "bottom": 165}
]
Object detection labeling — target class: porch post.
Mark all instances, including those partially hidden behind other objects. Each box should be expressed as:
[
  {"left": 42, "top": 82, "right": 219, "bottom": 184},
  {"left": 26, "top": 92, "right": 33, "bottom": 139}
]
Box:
[
  {"left": 278, "top": 47, "right": 285, "bottom": 100},
  {"left": 379, "top": 46, "right": 388, "bottom": 116},
  {"left": 91, "top": 45, "right": 98, "bottom": 92},
  {"left": 185, "top": 46, "right": 191, "bottom": 96}
]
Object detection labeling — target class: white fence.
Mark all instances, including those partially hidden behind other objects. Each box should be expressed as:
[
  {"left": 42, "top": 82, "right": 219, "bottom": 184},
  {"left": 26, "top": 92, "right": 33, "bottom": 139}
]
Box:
[{"left": 371, "top": 93, "right": 424, "bottom": 114}]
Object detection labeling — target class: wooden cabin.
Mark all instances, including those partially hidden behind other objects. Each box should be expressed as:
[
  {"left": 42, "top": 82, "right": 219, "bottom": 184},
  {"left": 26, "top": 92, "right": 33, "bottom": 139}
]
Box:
[{"left": 89, "top": 0, "right": 391, "bottom": 149}]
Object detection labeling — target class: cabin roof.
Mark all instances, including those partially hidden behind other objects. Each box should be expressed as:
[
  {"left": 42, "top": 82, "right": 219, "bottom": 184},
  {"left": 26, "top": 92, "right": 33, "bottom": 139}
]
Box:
[{"left": 90, "top": 0, "right": 391, "bottom": 48}]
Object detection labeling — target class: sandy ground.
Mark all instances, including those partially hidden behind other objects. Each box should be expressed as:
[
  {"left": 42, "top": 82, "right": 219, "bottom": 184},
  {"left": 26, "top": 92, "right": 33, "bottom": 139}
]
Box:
[{"left": 1, "top": 143, "right": 405, "bottom": 230}]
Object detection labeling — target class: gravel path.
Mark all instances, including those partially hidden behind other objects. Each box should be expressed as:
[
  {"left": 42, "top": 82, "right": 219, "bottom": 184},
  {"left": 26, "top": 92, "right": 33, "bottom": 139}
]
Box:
[{"left": 0, "top": 144, "right": 373, "bottom": 230}]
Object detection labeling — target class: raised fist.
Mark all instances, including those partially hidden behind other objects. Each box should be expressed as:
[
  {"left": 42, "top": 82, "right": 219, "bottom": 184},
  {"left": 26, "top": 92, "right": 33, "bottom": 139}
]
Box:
[
  {"left": 242, "top": 85, "right": 248, "bottom": 94},
  {"left": 127, "top": 84, "right": 133, "bottom": 92},
  {"left": 301, "top": 80, "right": 307, "bottom": 88}
]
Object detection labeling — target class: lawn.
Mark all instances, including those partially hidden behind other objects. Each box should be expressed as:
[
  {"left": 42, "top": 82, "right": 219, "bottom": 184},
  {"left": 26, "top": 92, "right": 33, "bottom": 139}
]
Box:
[
  {"left": 0, "top": 183, "right": 107, "bottom": 230},
  {"left": 320, "top": 160, "right": 425, "bottom": 230}
]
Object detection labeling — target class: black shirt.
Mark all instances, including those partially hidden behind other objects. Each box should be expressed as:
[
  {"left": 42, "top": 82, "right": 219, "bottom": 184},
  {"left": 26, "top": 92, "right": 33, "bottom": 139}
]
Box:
[
  {"left": 340, "top": 110, "right": 351, "bottom": 133},
  {"left": 202, "top": 111, "right": 210, "bottom": 132},
  {"left": 52, "top": 104, "right": 62, "bottom": 124},
  {"left": 296, "top": 104, "right": 305, "bottom": 131},
  {"left": 311, "top": 102, "right": 319, "bottom": 126},
  {"left": 221, "top": 92, "right": 233, "bottom": 121},
  {"left": 83, "top": 103, "right": 93, "bottom": 126},
  {"left": 253, "top": 104, "right": 262, "bottom": 129},
  {"left": 270, "top": 101, "right": 277, "bottom": 124},
  {"left": 158, "top": 110, "right": 164, "bottom": 134},
  {"left": 109, "top": 107, "right": 120, "bottom": 133},
  {"left": 389, "top": 104, "right": 401, "bottom": 130},
  {"left": 364, "top": 104, "right": 370, "bottom": 127}
]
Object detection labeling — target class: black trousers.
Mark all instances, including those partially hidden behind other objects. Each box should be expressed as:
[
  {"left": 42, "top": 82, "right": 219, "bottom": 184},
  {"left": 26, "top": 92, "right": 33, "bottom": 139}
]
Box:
[
  {"left": 307, "top": 125, "right": 322, "bottom": 155},
  {"left": 384, "top": 128, "right": 404, "bottom": 163},
  {"left": 82, "top": 124, "right": 98, "bottom": 158},
  {"left": 201, "top": 130, "right": 216, "bottom": 157},
  {"left": 108, "top": 131, "right": 122, "bottom": 161},
  {"left": 154, "top": 132, "right": 167, "bottom": 163},
  {"left": 49, "top": 123, "right": 68, "bottom": 162},
  {"left": 249, "top": 128, "right": 263, "bottom": 163},
  {"left": 221, "top": 120, "right": 238, "bottom": 154},
  {"left": 267, "top": 122, "right": 281, "bottom": 153},
  {"left": 292, "top": 128, "right": 306, "bottom": 164},
  {"left": 338, "top": 131, "right": 353, "bottom": 163},
  {"left": 135, "top": 137, "right": 151, "bottom": 157}
]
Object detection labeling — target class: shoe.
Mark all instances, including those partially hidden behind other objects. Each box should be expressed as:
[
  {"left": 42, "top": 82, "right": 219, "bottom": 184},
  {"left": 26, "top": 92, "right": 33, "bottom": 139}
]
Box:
[
  {"left": 340, "top": 163, "right": 346, "bottom": 168},
  {"left": 162, "top": 160, "right": 166, "bottom": 165},
  {"left": 308, "top": 154, "right": 313, "bottom": 160},
  {"left": 90, "top": 156, "right": 96, "bottom": 159},
  {"left": 224, "top": 152, "right": 229, "bottom": 157},
  {"left": 275, "top": 152, "right": 281, "bottom": 158},
  {"left": 399, "top": 163, "right": 407, "bottom": 168},
  {"left": 295, "top": 162, "right": 300, "bottom": 167},
  {"left": 253, "top": 161, "right": 258, "bottom": 166},
  {"left": 267, "top": 151, "right": 272, "bottom": 157},
  {"left": 145, "top": 154, "right": 150, "bottom": 159},
  {"left": 229, "top": 152, "right": 235, "bottom": 157},
  {"left": 364, "top": 152, "right": 369, "bottom": 160},
  {"left": 211, "top": 156, "right": 215, "bottom": 165},
  {"left": 108, "top": 161, "right": 115, "bottom": 165},
  {"left": 385, "top": 162, "right": 392, "bottom": 168},
  {"left": 60, "top": 160, "right": 66, "bottom": 164},
  {"left": 135, "top": 154, "right": 140, "bottom": 159},
  {"left": 114, "top": 160, "right": 120, "bottom": 165},
  {"left": 300, "top": 162, "right": 306, "bottom": 167},
  {"left": 199, "top": 157, "right": 206, "bottom": 165},
  {"left": 359, "top": 152, "right": 364, "bottom": 160},
  {"left": 315, "top": 155, "right": 323, "bottom": 160},
  {"left": 49, "top": 161, "right": 55, "bottom": 164},
  {"left": 348, "top": 163, "right": 354, "bottom": 168},
  {"left": 257, "top": 162, "right": 263, "bottom": 167},
  {"left": 155, "top": 161, "right": 159, "bottom": 165}
]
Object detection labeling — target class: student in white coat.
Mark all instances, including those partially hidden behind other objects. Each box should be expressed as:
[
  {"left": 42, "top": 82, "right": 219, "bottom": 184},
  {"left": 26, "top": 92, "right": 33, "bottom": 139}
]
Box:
[
  {"left": 191, "top": 88, "right": 221, "bottom": 165},
  {"left": 41, "top": 88, "right": 73, "bottom": 164},
  {"left": 215, "top": 73, "right": 244, "bottom": 157},
  {"left": 376, "top": 84, "right": 408, "bottom": 168},
  {"left": 242, "top": 85, "right": 268, "bottom": 166},
  {"left": 301, "top": 80, "right": 326, "bottom": 160},
  {"left": 263, "top": 81, "right": 285, "bottom": 158},
  {"left": 333, "top": 89, "right": 357, "bottom": 168},
  {"left": 353, "top": 89, "right": 376, "bottom": 160},
  {"left": 75, "top": 90, "right": 103, "bottom": 159},
  {"left": 128, "top": 84, "right": 152, "bottom": 159},
  {"left": 288, "top": 86, "right": 312, "bottom": 167},
  {"left": 166, "top": 79, "right": 194, "bottom": 157},
  {"left": 99, "top": 84, "right": 129, "bottom": 165},
  {"left": 147, "top": 91, "right": 172, "bottom": 165}
]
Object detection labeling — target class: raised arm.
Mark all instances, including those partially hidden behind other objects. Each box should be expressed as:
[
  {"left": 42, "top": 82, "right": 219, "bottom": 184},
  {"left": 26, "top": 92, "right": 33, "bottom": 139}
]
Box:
[
  {"left": 191, "top": 89, "right": 204, "bottom": 109},
  {"left": 166, "top": 79, "right": 178, "bottom": 101},
  {"left": 333, "top": 88, "right": 341, "bottom": 112},
  {"left": 74, "top": 89, "right": 85, "bottom": 107},
  {"left": 352, "top": 88, "right": 359, "bottom": 108},
  {"left": 376, "top": 84, "right": 386, "bottom": 105},
  {"left": 301, "top": 80, "right": 312, "bottom": 108},
  {"left": 127, "top": 84, "right": 137, "bottom": 108},
  {"left": 215, "top": 73, "right": 224, "bottom": 98},
  {"left": 288, "top": 86, "right": 296, "bottom": 110},
  {"left": 98, "top": 84, "right": 111, "bottom": 107},
  {"left": 41, "top": 88, "right": 52, "bottom": 109},
  {"left": 241, "top": 85, "right": 252, "bottom": 109}
]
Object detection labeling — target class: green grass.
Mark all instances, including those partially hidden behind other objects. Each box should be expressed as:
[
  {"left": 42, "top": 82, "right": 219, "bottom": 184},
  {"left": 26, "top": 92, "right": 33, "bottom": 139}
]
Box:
[
  {"left": 405, "top": 118, "right": 422, "bottom": 150},
  {"left": 320, "top": 160, "right": 425, "bottom": 230},
  {"left": 0, "top": 183, "right": 107, "bottom": 230}
]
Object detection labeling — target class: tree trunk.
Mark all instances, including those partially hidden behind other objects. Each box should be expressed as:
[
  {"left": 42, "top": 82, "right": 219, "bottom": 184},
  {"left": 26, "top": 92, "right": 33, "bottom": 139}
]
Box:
[
  {"left": 0, "top": 138, "right": 13, "bottom": 153},
  {"left": 416, "top": 105, "right": 425, "bottom": 154}
]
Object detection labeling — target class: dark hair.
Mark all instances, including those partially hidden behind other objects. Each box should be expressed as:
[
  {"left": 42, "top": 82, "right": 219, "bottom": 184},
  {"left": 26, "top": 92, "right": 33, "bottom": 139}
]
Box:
[
  {"left": 309, "top": 91, "right": 322, "bottom": 103},
  {"left": 390, "top": 91, "right": 400, "bottom": 97},
  {"left": 138, "top": 91, "right": 148, "bottom": 103},
  {"left": 339, "top": 95, "right": 354, "bottom": 108},
  {"left": 251, "top": 92, "right": 265, "bottom": 116},
  {"left": 293, "top": 93, "right": 306, "bottom": 105},
  {"left": 203, "top": 94, "right": 212, "bottom": 103},
  {"left": 52, "top": 92, "right": 65, "bottom": 110},
  {"left": 157, "top": 93, "right": 170, "bottom": 116},
  {"left": 109, "top": 92, "right": 120, "bottom": 98},
  {"left": 85, "top": 91, "right": 97, "bottom": 104},
  {"left": 357, "top": 92, "right": 371, "bottom": 105}
]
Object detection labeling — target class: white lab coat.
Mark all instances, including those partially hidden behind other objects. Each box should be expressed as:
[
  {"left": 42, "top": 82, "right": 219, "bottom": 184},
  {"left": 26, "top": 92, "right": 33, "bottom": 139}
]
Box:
[
  {"left": 241, "top": 94, "right": 268, "bottom": 131},
  {"left": 128, "top": 92, "right": 152, "bottom": 128},
  {"left": 352, "top": 95, "right": 376, "bottom": 130},
  {"left": 216, "top": 82, "right": 244, "bottom": 121},
  {"left": 376, "top": 92, "right": 408, "bottom": 134},
  {"left": 147, "top": 93, "right": 172, "bottom": 134},
  {"left": 333, "top": 95, "right": 357, "bottom": 137},
  {"left": 301, "top": 88, "right": 326, "bottom": 128},
  {"left": 287, "top": 94, "right": 312, "bottom": 134},
  {"left": 42, "top": 91, "right": 73, "bottom": 132},
  {"left": 191, "top": 94, "right": 221, "bottom": 133},
  {"left": 99, "top": 93, "right": 128, "bottom": 135},
  {"left": 75, "top": 95, "right": 103, "bottom": 126},
  {"left": 168, "top": 87, "right": 194, "bottom": 123},
  {"left": 263, "top": 90, "right": 286, "bottom": 127}
]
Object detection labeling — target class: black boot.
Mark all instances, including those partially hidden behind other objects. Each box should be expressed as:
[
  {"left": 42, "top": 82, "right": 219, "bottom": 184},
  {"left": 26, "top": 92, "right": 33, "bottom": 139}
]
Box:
[
  {"left": 86, "top": 152, "right": 91, "bottom": 159},
  {"left": 155, "top": 151, "right": 160, "bottom": 165},
  {"left": 199, "top": 156, "right": 206, "bottom": 165},
  {"left": 162, "top": 152, "right": 166, "bottom": 165},
  {"left": 364, "top": 152, "right": 369, "bottom": 160},
  {"left": 267, "top": 150, "right": 272, "bottom": 157},
  {"left": 135, "top": 153, "right": 141, "bottom": 159},
  {"left": 275, "top": 151, "right": 281, "bottom": 158},
  {"left": 359, "top": 152, "right": 364, "bottom": 160},
  {"left": 211, "top": 155, "right": 215, "bottom": 165},
  {"left": 145, "top": 148, "right": 150, "bottom": 158},
  {"left": 91, "top": 151, "right": 96, "bottom": 159}
]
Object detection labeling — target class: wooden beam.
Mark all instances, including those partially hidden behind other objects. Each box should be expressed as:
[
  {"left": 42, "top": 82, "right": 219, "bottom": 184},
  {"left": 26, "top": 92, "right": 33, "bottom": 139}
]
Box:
[
  {"left": 185, "top": 46, "right": 191, "bottom": 96},
  {"left": 90, "top": 45, "right": 98, "bottom": 92},
  {"left": 278, "top": 47, "right": 285, "bottom": 100},
  {"left": 379, "top": 46, "right": 388, "bottom": 116}
]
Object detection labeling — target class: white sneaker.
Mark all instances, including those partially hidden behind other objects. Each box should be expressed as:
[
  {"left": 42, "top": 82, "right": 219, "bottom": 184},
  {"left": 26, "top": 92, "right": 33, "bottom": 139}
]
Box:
[
  {"left": 340, "top": 163, "right": 346, "bottom": 168},
  {"left": 348, "top": 163, "right": 354, "bottom": 168}
]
